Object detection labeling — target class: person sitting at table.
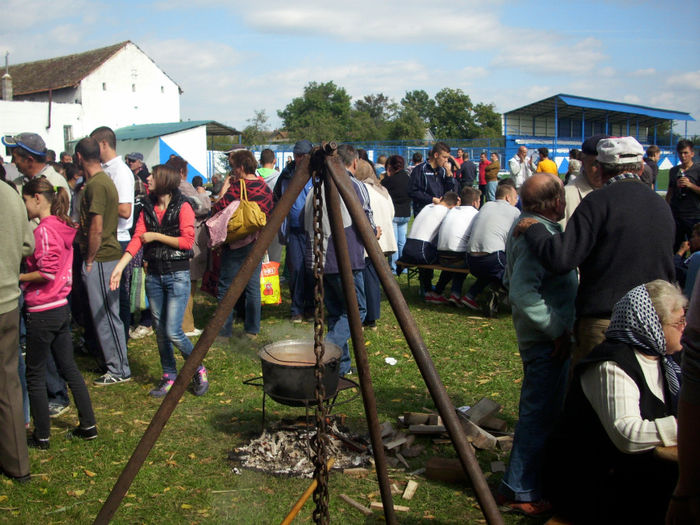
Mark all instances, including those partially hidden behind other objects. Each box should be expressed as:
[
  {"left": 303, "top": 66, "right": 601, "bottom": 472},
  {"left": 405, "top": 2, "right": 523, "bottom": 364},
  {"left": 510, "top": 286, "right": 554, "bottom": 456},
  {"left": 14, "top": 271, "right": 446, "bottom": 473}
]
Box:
[{"left": 545, "top": 280, "right": 686, "bottom": 524}]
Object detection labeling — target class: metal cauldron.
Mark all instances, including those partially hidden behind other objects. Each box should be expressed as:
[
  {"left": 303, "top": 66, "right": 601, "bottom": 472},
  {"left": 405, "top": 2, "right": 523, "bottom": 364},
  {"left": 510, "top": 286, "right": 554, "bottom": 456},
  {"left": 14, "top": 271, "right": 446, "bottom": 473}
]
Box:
[{"left": 258, "top": 339, "right": 342, "bottom": 406}]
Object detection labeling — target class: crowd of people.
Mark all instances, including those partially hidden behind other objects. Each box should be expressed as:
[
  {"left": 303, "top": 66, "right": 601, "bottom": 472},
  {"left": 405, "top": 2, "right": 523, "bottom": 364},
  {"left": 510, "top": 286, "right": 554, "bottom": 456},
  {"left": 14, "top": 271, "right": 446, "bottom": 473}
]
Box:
[{"left": 0, "top": 129, "right": 699, "bottom": 524}]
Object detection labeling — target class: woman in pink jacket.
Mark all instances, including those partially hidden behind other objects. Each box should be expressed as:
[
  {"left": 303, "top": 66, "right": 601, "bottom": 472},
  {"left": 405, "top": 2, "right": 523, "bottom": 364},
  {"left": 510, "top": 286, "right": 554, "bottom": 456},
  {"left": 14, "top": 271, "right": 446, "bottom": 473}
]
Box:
[{"left": 20, "top": 178, "right": 96, "bottom": 449}]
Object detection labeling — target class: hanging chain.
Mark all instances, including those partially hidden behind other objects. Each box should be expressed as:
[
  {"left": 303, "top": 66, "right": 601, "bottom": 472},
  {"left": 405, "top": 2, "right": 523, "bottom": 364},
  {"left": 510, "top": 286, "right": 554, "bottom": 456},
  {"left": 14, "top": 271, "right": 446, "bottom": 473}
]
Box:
[{"left": 310, "top": 159, "right": 330, "bottom": 524}]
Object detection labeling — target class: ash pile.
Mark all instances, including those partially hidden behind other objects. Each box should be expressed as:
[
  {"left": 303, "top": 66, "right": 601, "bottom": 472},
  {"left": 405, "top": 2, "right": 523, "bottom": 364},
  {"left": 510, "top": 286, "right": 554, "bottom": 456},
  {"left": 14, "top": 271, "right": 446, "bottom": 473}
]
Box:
[{"left": 229, "top": 417, "right": 371, "bottom": 478}]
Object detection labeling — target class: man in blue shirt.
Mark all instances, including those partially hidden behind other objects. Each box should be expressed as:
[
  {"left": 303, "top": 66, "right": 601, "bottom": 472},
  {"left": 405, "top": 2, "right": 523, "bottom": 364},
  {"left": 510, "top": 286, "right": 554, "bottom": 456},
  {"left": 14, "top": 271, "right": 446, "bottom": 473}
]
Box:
[{"left": 409, "top": 141, "right": 457, "bottom": 216}]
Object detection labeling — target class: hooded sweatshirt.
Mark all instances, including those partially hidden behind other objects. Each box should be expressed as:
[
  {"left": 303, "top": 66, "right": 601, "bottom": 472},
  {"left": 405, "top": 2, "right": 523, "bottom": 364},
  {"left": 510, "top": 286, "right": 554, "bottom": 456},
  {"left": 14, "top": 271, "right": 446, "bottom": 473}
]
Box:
[{"left": 23, "top": 215, "right": 77, "bottom": 312}]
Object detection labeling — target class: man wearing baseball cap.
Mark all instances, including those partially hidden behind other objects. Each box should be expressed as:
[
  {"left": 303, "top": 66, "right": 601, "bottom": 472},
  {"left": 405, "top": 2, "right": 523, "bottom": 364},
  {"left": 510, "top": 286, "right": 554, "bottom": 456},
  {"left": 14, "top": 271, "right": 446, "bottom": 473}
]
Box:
[
  {"left": 2, "top": 133, "right": 70, "bottom": 201},
  {"left": 560, "top": 134, "right": 609, "bottom": 228},
  {"left": 125, "top": 152, "right": 149, "bottom": 184},
  {"left": 515, "top": 136, "right": 675, "bottom": 361}
]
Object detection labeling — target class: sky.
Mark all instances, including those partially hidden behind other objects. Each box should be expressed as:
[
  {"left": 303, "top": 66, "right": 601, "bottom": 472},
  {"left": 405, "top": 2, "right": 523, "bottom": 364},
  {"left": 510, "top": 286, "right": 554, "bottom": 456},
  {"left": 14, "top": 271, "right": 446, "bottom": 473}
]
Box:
[{"left": 3, "top": 0, "right": 700, "bottom": 136}]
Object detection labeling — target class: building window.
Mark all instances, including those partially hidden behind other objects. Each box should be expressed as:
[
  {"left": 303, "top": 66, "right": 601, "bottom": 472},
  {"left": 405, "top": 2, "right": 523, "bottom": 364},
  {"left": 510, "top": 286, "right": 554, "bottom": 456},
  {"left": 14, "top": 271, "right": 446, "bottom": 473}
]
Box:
[
  {"left": 63, "top": 125, "right": 73, "bottom": 152},
  {"left": 161, "top": 86, "right": 164, "bottom": 94},
  {"left": 102, "top": 82, "right": 106, "bottom": 91},
  {"left": 132, "top": 84, "right": 136, "bottom": 92}
]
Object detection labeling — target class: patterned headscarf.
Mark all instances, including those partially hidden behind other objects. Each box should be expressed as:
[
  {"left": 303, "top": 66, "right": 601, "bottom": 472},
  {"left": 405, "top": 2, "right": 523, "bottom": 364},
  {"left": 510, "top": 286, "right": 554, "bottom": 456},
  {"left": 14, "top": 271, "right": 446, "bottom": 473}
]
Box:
[{"left": 605, "top": 284, "right": 682, "bottom": 409}]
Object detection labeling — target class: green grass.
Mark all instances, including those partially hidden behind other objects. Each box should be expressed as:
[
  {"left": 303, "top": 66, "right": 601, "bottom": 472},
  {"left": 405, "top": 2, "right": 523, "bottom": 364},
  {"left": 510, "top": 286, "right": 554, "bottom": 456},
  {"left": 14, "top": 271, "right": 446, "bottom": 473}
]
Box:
[{"left": 0, "top": 273, "right": 535, "bottom": 524}]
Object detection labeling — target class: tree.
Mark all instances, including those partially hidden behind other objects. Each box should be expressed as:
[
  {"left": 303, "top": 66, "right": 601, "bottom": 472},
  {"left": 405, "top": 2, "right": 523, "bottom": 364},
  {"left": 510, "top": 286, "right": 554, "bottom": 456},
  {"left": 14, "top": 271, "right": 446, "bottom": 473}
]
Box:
[
  {"left": 472, "top": 102, "right": 502, "bottom": 138},
  {"left": 387, "top": 107, "right": 426, "bottom": 140},
  {"left": 354, "top": 93, "right": 397, "bottom": 123},
  {"left": 400, "top": 90, "right": 435, "bottom": 123},
  {"left": 431, "top": 88, "right": 474, "bottom": 139},
  {"left": 277, "top": 81, "right": 352, "bottom": 142},
  {"left": 241, "top": 109, "right": 270, "bottom": 145}
]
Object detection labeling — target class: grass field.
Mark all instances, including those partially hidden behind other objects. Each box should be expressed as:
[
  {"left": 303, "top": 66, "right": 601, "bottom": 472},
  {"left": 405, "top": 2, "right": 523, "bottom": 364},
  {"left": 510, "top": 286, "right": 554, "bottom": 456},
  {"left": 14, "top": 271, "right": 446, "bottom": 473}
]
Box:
[{"left": 0, "top": 273, "right": 539, "bottom": 524}]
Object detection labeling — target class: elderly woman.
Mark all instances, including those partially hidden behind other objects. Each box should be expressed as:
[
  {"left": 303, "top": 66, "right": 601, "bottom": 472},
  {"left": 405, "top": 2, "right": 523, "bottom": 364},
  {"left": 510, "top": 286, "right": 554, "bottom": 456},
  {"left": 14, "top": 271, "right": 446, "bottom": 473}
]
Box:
[{"left": 545, "top": 280, "right": 686, "bottom": 524}]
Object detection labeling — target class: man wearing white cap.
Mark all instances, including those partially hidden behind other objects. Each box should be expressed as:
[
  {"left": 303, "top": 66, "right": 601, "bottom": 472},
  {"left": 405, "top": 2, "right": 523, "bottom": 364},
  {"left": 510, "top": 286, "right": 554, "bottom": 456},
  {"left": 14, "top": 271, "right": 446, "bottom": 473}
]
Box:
[{"left": 515, "top": 136, "right": 675, "bottom": 361}]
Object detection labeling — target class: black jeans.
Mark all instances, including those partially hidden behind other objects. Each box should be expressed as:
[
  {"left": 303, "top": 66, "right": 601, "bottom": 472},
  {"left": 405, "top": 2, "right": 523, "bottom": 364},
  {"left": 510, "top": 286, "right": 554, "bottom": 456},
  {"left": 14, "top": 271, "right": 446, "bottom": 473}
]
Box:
[{"left": 26, "top": 305, "right": 96, "bottom": 439}]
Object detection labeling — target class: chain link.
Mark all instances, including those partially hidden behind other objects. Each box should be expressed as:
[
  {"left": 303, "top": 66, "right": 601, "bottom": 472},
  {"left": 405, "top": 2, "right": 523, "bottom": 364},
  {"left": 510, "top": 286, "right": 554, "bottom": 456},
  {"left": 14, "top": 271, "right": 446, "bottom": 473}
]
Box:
[{"left": 310, "top": 160, "right": 329, "bottom": 524}]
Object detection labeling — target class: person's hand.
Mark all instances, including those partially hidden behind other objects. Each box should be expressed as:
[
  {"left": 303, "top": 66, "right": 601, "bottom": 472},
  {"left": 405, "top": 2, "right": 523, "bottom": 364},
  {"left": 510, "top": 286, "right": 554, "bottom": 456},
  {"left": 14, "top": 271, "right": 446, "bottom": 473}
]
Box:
[
  {"left": 511, "top": 217, "right": 539, "bottom": 238},
  {"left": 376, "top": 225, "right": 382, "bottom": 240},
  {"left": 196, "top": 186, "right": 206, "bottom": 194},
  {"left": 84, "top": 262, "right": 93, "bottom": 274},
  {"left": 678, "top": 176, "right": 691, "bottom": 188},
  {"left": 551, "top": 330, "right": 572, "bottom": 360},
  {"left": 432, "top": 197, "right": 441, "bottom": 204},
  {"left": 109, "top": 266, "right": 122, "bottom": 291},
  {"left": 677, "top": 241, "right": 690, "bottom": 257},
  {"left": 141, "top": 232, "right": 159, "bottom": 244}
]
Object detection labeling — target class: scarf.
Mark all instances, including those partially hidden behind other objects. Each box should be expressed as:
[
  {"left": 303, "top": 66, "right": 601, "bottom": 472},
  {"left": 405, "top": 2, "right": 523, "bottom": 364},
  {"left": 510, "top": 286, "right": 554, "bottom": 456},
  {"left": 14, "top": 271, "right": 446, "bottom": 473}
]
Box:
[{"left": 605, "top": 284, "right": 682, "bottom": 409}]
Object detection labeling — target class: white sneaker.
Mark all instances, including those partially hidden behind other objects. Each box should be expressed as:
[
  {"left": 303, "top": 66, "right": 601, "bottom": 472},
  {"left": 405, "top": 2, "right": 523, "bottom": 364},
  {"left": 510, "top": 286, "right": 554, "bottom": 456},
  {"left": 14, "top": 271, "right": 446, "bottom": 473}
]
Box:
[
  {"left": 185, "top": 328, "right": 203, "bottom": 337},
  {"left": 130, "top": 325, "right": 153, "bottom": 339}
]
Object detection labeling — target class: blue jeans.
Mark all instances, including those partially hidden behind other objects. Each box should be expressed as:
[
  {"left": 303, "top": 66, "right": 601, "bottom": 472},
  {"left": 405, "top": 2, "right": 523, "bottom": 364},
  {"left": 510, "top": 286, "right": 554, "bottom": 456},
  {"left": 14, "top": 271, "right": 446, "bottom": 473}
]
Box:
[
  {"left": 218, "top": 243, "right": 262, "bottom": 336},
  {"left": 486, "top": 180, "right": 498, "bottom": 201},
  {"left": 324, "top": 272, "right": 366, "bottom": 376},
  {"left": 500, "top": 342, "right": 569, "bottom": 502},
  {"left": 146, "top": 270, "right": 194, "bottom": 376},
  {"left": 286, "top": 229, "right": 313, "bottom": 317},
  {"left": 466, "top": 251, "right": 506, "bottom": 300},
  {"left": 363, "top": 258, "right": 380, "bottom": 324},
  {"left": 390, "top": 217, "right": 410, "bottom": 273}
]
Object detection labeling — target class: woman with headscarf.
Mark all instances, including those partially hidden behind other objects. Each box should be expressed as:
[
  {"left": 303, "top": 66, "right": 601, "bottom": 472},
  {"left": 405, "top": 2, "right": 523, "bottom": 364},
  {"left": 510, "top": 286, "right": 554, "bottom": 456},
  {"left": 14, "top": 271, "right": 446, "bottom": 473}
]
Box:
[{"left": 545, "top": 280, "right": 686, "bottom": 524}]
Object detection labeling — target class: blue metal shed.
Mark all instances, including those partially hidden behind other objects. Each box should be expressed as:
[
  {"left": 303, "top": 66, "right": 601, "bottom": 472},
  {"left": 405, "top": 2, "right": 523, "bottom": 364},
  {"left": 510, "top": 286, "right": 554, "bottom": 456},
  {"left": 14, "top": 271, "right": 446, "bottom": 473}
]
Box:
[{"left": 503, "top": 94, "right": 695, "bottom": 172}]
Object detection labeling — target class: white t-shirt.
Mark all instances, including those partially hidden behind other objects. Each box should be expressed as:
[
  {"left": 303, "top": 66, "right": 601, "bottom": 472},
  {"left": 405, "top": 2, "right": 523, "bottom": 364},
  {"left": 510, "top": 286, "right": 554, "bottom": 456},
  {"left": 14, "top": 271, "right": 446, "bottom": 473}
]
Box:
[
  {"left": 437, "top": 206, "right": 479, "bottom": 252},
  {"left": 465, "top": 199, "right": 520, "bottom": 253},
  {"left": 407, "top": 204, "right": 449, "bottom": 243},
  {"left": 102, "top": 156, "right": 135, "bottom": 242}
]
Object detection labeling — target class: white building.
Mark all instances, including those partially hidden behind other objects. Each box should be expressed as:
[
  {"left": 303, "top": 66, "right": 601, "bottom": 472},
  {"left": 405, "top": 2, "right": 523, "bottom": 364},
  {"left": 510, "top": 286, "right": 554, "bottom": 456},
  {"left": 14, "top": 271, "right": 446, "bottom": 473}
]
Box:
[{"left": 1, "top": 41, "right": 182, "bottom": 156}]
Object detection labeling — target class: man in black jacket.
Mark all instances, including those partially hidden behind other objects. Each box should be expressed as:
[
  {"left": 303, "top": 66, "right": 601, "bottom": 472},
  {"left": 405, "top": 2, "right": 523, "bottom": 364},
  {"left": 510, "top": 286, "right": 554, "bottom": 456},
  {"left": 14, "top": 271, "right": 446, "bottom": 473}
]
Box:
[{"left": 515, "top": 136, "right": 675, "bottom": 362}]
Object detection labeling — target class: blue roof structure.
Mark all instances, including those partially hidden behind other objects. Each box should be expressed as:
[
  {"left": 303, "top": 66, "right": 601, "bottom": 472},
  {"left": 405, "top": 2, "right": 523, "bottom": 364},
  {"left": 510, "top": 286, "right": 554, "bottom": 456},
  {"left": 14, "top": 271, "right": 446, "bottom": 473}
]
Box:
[
  {"left": 115, "top": 120, "right": 239, "bottom": 141},
  {"left": 505, "top": 94, "right": 694, "bottom": 128}
]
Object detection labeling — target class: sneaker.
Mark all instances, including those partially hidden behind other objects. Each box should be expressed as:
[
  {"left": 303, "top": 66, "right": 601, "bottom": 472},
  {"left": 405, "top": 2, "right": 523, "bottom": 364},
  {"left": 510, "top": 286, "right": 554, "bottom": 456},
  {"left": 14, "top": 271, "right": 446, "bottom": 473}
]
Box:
[
  {"left": 69, "top": 425, "right": 98, "bottom": 441},
  {"left": 48, "top": 403, "right": 71, "bottom": 418},
  {"left": 290, "top": 314, "right": 303, "bottom": 324},
  {"left": 192, "top": 367, "right": 209, "bottom": 396},
  {"left": 185, "top": 328, "right": 203, "bottom": 337},
  {"left": 460, "top": 296, "right": 480, "bottom": 310},
  {"left": 363, "top": 320, "right": 378, "bottom": 331},
  {"left": 130, "top": 325, "right": 153, "bottom": 339},
  {"left": 425, "top": 291, "right": 448, "bottom": 305},
  {"left": 448, "top": 293, "right": 464, "bottom": 307},
  {"left": 495, "top": 494, "right": 552, "bottom": 517},
  {"left": 27, "top": 434, "right": 50, "bottom": 450},
  {"left": 93, "top": 373, "right": 132, "bottom": 386},
  {"left": 149, "top": 375, "right": 175, "bottom": 397}
]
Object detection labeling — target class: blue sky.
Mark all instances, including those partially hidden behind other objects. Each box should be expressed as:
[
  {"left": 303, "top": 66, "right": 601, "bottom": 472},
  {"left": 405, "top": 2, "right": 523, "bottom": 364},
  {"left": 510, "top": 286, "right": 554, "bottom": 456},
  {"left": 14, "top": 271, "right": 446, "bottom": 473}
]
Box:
[{"left": 4, "top": 0, "right": 700, "bottom": 135}]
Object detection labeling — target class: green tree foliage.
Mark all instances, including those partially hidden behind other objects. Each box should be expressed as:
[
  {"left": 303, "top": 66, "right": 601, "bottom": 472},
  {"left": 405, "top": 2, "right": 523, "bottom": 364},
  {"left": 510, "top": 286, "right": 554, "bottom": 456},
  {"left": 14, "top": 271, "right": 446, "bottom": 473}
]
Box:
[
  {"left": 277, "top": 81, "right": 352, "bottom": 142},
  {"left": 241, "top": 109, "right": 270, "bottom": 145},
  {"left": 277, "top": 82, "right": 502, "bottom": 142}
]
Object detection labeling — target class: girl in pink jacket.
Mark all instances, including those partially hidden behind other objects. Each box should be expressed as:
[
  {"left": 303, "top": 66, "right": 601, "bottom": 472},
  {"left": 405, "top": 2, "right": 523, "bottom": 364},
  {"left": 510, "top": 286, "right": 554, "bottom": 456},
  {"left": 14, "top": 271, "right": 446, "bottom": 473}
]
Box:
[{"left": 20, "top": 178, "right": 96, "bottom": 449}]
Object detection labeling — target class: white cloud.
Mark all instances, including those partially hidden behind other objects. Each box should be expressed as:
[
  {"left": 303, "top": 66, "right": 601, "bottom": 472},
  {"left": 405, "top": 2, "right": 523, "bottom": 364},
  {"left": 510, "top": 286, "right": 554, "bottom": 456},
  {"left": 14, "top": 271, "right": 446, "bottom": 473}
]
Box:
[
  {"left": 632, "top": 68, "right": 656, "bottom": 76},
  {"left": 622, "top": 94, "right": 642, "bottom": 104},
  {"left": 666, "top": 70, "right": 700, "bottom": 90},
  {"left": 493, "top": 37, "right": 606, "bottom": 74}
]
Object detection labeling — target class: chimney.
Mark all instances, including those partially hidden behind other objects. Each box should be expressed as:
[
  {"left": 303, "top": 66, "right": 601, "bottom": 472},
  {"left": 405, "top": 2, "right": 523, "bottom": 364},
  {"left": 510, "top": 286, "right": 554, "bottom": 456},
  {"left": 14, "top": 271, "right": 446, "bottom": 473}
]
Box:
[{"left": 1, "top": 52, "right": 12, "bottom": 101}]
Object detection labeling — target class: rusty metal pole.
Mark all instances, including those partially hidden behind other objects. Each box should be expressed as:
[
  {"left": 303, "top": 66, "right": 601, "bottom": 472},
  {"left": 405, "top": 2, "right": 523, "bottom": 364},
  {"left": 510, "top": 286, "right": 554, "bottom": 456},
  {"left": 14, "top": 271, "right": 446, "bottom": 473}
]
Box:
[
  {"left": 94, "top": 158, "right": 313, "bottom": 525},
  {"left": 322, "top": 158, "right": 397, "bottom": 525},
  {"left": 325, "top": 160, "right": 504, "bottom": 525}
]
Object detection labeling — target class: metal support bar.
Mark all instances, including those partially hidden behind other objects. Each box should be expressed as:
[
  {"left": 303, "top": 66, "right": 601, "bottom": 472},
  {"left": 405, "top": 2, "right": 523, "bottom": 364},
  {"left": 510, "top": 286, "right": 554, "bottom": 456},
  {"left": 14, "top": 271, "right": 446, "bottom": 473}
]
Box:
[
  {"left": 324, "top": 159, "right": 504, "bottom": 525},
  {"left": 322, "top": 158, "right": 397, "bottom": 525},
  {"left": 94, "top": 158, "right": 313, "bottom": 525}
]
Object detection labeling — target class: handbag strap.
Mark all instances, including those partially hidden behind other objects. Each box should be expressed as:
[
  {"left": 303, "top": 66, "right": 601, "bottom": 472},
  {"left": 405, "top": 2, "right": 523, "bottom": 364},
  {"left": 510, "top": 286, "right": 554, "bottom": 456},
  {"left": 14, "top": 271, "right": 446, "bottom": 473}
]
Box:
[{"left": 239, "top": 178, "right": 248, "bottom": 202}]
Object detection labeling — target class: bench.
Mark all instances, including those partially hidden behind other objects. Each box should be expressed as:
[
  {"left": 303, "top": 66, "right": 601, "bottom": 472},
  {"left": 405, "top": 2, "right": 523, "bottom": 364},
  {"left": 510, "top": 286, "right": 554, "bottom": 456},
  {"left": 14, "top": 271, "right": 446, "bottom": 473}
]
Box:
[{"left": 396, "top": 261, "right": 470, "bottom": 291}]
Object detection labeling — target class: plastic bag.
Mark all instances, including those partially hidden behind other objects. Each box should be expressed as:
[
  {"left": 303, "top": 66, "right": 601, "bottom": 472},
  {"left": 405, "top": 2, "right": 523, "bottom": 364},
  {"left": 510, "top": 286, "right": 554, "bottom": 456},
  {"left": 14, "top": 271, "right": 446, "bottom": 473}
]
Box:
[{"left": 260, "top": 260, "right": 281, "bottom": 305}]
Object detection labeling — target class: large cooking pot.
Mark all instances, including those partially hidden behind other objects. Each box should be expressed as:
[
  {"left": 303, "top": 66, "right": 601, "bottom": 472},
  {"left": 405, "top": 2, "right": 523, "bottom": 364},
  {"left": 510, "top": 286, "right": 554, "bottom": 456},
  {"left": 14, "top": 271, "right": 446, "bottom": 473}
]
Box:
[{"left": 258, "top": 339, "right": 342, "bottom": 406}]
